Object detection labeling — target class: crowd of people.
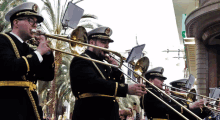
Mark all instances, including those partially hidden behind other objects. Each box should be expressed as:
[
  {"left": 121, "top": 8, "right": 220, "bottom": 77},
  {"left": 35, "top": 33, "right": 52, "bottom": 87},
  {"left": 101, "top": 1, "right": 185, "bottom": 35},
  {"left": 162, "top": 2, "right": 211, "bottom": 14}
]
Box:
[{"left": 1, "top": 1, "right": 220, "bottom": 120}]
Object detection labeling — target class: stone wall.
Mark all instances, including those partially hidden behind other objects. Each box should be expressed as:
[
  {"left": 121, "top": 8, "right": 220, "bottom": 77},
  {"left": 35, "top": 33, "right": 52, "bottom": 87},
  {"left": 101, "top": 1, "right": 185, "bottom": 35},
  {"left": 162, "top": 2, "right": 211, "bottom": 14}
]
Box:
[{"left": 196, "top": 38, "right": 209, "bottom": 97}]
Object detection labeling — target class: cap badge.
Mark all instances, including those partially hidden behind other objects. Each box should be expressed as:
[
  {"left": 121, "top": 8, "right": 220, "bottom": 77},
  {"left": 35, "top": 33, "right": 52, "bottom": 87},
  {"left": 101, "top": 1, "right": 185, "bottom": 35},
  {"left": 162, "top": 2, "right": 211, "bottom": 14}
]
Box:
[
  {"left": 32, "top": 4, "right": 38, "bottom": 13},
  {"left": 161, "top": 68, "right": 164, "bottom": 73},
  {"left": 177, "top": 83, "right": 186, "bottom": 86},
  {"left": 105, "top": 28, "right": 111, "bottom": 36}
]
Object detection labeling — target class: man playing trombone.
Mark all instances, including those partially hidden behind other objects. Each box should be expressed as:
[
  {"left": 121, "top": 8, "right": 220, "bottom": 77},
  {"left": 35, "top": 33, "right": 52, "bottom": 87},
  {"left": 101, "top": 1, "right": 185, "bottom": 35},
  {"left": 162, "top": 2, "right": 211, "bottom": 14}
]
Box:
[
  {"left": 0, "top": 2, "right": 55, "bottom": 120},
  {"left": 70, "top": 27, "right": 147, "bottom": 120},
  {"left": 169, "top": 79, "right": 211, "bottom": 119},
  {"left": 140, "top": 67, "right": 210, "bottom": 120}
]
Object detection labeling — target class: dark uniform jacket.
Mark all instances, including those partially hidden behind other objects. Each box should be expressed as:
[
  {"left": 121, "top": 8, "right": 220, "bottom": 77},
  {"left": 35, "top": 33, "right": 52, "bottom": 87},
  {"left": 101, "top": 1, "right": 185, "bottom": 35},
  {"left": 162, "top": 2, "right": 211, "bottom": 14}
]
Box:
[
  {"left": 0, "top": 33, "right": 54, "bottom": 120},
  {"left": 70, "top": 50, "right": 128, "bottom": 120},
  {"left": 169, "top": 94, "right": 211, "bottom": 120},
  {"left": 140, "top": 86, "right": 211, "bottom": 120}
]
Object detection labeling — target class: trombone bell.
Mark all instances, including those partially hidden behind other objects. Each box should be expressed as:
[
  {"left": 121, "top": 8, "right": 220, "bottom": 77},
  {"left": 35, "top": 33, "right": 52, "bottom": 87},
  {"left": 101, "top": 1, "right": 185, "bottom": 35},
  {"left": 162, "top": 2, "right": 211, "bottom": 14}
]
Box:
[
  {"left": 69, "top": 26, "right": 88, "bottom": 54},
  {"left": 30, "top": 26, "right": 124, "bottom": 68},
  {"left": 171, "top": 91, "right": 188, "bottom": 98},
  {"left": 133, "top": 57, "right": 149, "bottom": 78}
]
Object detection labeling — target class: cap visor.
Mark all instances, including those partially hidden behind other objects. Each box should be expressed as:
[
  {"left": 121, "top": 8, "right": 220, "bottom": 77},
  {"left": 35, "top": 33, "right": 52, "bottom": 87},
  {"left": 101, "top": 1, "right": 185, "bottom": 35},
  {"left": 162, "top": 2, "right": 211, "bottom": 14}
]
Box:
[
  {"left": 108, "top": 39, "right": 114, "bottom": 42},
  {"left": 36, "top": 15, "right": 44, "bottom": 23}
]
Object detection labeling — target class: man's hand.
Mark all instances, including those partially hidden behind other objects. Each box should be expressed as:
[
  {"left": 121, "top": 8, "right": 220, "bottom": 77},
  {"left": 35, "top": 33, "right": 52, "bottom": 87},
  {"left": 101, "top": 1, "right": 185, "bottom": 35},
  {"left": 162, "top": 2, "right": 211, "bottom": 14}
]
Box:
[
  {"left": 189, "top": 99, "right": 205, "bottom": 109},
  {"left": 104, "top": 53, "right": 118, "bottom": 66},
  {"left": 35, "top": 34, "right": 51, "bottom": 55},
  {"left": 163, "top": 87, "right": 171, "bottom": 101},
  {"left": 128, "top": 84, "right": 147, "bottom": 96},
  {"left": 133, "top": 105, "right": 140, "bottom": 113},
  {"left": 164, "top": 86, "right": 171, "bottom": 95}
]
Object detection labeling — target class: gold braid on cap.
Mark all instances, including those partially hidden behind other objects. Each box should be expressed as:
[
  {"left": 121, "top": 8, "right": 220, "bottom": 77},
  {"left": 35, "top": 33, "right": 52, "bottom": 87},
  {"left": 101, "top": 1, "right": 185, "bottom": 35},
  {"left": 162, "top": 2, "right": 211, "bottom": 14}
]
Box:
[
  {"left": 177, "top": 83, "right": 186, "bottom": 86},
  {"left": 91, "top": 35, "right": 110, "bottom": 39},
  {"left": 150, "top": 73, "right": 163, "bottom": 77},
  {"left": 16, "top": 11, "right": 38, "bottom": 16}
]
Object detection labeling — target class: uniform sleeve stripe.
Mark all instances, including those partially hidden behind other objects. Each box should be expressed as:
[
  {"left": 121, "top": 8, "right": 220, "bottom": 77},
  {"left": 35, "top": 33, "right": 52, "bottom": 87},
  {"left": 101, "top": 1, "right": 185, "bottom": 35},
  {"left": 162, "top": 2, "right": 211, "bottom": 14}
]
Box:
[
  {"left": 114, "top": 82, "right": 118, "bottom": 97},
  {"left": 22, "top": 56, "right": 30, "bottom": 72}
]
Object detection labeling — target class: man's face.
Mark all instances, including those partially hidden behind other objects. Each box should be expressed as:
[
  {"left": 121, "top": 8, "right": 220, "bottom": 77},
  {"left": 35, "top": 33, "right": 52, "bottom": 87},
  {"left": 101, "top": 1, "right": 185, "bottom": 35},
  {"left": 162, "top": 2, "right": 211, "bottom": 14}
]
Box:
[
  {"left": 16, "top": 17, "right": 38, "bottom": 40},
  {"left": 150, "top": 77, "right": 164, "bottom": 89},
  {"left": 91, "top": 39, "right": 110, "bottom": 58},
  {"left": 119, "top": 110, "right": 125, "bottom": 119}
]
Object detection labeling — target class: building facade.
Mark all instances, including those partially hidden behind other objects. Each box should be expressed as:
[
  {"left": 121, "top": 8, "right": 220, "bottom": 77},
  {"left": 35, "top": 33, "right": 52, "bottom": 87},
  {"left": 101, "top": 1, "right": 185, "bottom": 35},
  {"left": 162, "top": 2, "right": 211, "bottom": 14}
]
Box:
[{"left": 185, "top": 0, "right": 220, "bottom": 97}]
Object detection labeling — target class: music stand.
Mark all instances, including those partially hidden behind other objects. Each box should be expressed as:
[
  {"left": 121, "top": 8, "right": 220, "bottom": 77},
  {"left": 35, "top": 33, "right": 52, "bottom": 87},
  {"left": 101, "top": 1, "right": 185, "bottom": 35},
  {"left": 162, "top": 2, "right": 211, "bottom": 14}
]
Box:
[
  {"left": 126, "top": 44, "right": 145, "bottom": 63},
  {"left": 210, "top": 88, "right": 220, "bottom": 100},
  {"left": 185, "top": 74, "right": 195, "bottom": 90},
  {"left": 61, "top": 2, "right": 84, "bottom": 29}
]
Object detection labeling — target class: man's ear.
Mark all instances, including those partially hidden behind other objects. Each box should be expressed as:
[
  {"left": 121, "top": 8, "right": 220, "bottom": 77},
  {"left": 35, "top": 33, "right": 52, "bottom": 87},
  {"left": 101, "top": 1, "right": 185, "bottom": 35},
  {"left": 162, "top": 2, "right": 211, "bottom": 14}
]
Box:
[{"left": 13, "top": 19, "right": 19, "bottom": 28}]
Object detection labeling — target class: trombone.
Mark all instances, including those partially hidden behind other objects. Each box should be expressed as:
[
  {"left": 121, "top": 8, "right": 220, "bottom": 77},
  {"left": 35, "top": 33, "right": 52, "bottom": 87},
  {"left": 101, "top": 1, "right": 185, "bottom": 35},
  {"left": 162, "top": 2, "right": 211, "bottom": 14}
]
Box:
[
  {"left": 30, "top": 26, "right": 123, "bottom": 68},
  {"left": 168, "top": 92, "right": 220, "bottom": 113},
  {"left": 132, "top": 71, "right": 202, "bottom": 119},
  {"left": 161, "top": 85, "right": 220, "bottom": 113},
  {"left": 163, "top": 84, "right": 220, "bottom": 102},
  {"left": 111, "top": 56, "right": 202, "bottom": 120},
  {"left": 111, "top": 57, "right": 189, "bottom": 120},
  {"left": 31, "top": 26, "right": 201, "bottom": 120}
]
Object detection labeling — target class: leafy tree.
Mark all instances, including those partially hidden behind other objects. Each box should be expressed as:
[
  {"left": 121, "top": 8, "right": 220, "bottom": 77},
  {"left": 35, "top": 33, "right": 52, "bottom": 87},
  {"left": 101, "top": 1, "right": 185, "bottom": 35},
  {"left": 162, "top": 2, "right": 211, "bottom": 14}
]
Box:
[
  {"left": 38, "top": 0, "right": 100, "bottom": 119},
  {"left": 0, "top": 0, "right": 26, "bottom": 33}
]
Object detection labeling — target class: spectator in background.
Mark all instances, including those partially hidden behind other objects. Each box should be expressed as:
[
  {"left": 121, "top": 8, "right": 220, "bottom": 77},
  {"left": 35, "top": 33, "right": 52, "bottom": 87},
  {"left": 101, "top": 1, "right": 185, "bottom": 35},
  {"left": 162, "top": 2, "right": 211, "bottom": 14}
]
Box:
[{"left": 119, "top": 109, "right": 133, "bottom": 120}]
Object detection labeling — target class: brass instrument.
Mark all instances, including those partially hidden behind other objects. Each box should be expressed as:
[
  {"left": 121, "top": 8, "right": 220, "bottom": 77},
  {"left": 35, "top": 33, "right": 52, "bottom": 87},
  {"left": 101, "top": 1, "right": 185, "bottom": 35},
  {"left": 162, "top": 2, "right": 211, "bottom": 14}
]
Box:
[
  {"left": 164, "top": 88, "right": 220, "bottom": 113},
  {"left": 163, "top": 84, "right": 220, "bottom": 102},
  {"left": 170, "top": 90, "right": 188, "bottom": 98},
  {"left": 133, "top": 57, "right": 149, "bottom": 78},
  {"left": 111, "top": 56, "right": 198, "bottom": 120},
  {"left": 187, "top": 88, "right": 196, "bottom": 102},
  {"left": 131, "top": 72, "right": 202, "bottom": 119},
  {"left": 30, "top": 26, "right": 123, "bottom": 68},
  {"left": 169, "top": 89, "right": 195, "bottom": 103},
  {"left": 32, "top": 26, "right": 202, "bottom": 120}
]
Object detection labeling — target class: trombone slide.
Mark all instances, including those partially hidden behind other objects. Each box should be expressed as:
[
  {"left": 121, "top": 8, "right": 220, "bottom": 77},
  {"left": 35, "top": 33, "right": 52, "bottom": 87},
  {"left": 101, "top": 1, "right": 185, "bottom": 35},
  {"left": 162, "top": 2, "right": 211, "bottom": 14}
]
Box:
[{"left": 31, "top": 29, "right": 123, "bottom": 68}]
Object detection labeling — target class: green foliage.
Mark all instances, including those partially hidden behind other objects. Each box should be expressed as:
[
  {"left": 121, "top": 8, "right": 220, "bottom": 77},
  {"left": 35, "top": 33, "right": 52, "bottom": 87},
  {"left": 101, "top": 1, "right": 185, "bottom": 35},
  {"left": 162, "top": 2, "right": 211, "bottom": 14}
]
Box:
[
  {"left": 38, "top": 0, "right": 99, "bottom": 118},
  {"left": 0, "top": 0, "right": 25, "bottom": 33}
]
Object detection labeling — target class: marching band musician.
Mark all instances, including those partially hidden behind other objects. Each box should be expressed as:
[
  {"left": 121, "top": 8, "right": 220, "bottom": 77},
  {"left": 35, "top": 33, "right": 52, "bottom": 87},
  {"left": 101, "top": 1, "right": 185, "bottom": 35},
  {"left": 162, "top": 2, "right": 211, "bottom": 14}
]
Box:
[
  {"left": 0, "top": 2, "right": 54, "bottom": 120},
  {"left": 140, "top": 67, "right": 210, "bottom": 120},
  {"left": 70, "top": 27, "right": 147, "bottom": 120},
  {"left": 214, "top": 98, "right": 220, "bottom": 120},
  {"left": 170, "top": 79, "right": 211, "bottom": 119},
  {"left": 204, "top": 95, "right": 220, "bottom": 120}
]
